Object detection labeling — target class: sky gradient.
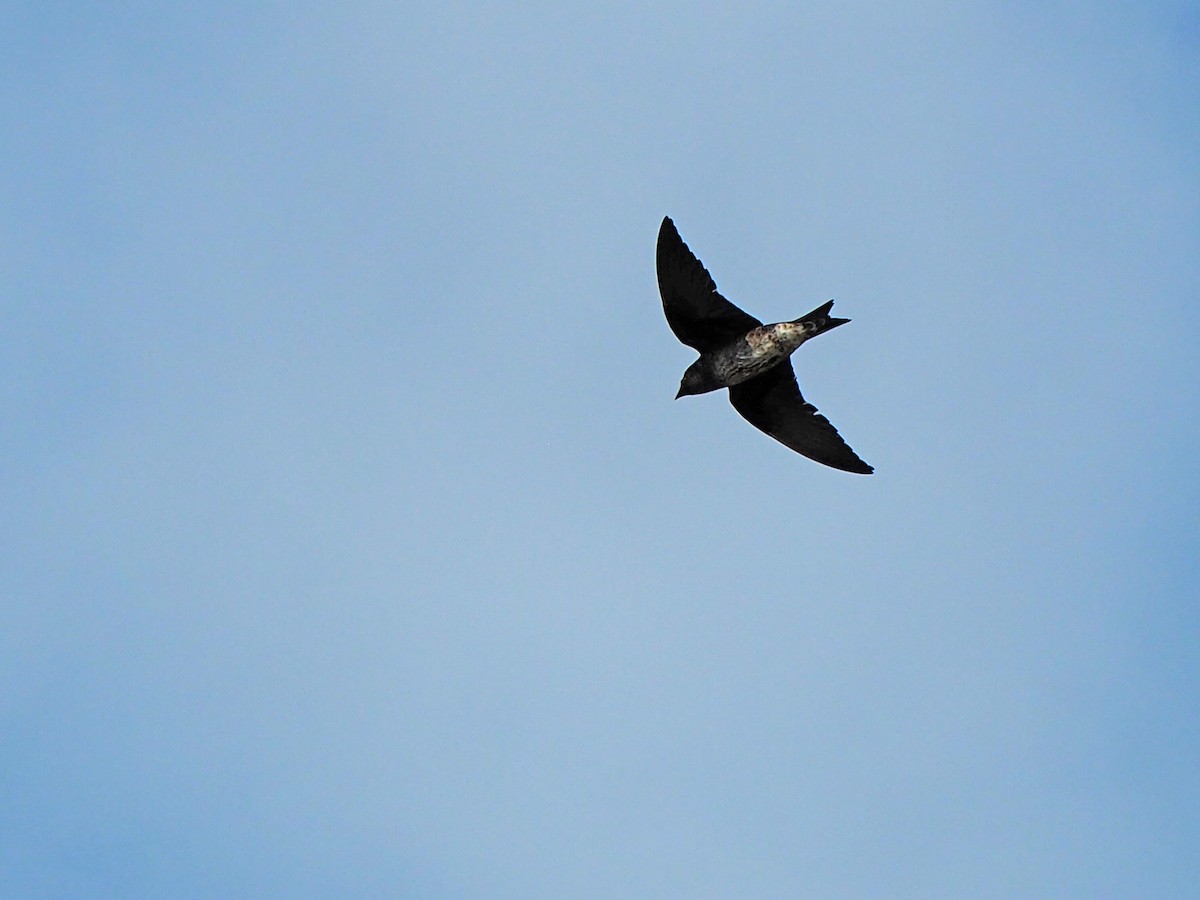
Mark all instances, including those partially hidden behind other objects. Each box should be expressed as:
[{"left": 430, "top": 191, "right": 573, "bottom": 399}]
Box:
[{"left": 3, "top": 3, "right": 1199, "bottom": 897}]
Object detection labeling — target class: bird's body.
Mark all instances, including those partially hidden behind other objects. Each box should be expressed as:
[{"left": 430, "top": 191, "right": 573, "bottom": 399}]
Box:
[
  {"left": 686, "top": 320, "right": 823, "bottom": 391},
  {"left": 657, "top": 216, "right": 873, "bottom": 474}
]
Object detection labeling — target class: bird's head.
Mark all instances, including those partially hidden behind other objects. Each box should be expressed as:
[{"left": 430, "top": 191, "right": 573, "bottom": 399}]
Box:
[{"left": 675, "top": 360, "right": 718, "bottom": 399}]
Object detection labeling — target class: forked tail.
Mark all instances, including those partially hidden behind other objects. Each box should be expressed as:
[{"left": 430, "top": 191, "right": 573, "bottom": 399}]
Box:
[{"left": 792, "top": 300, "right": 849, "bottom": 338}]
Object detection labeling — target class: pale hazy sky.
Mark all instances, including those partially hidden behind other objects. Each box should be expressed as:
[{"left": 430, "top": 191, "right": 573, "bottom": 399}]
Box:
[{"left": 3, "top": 3, "right": 1199, "bottom": 897}]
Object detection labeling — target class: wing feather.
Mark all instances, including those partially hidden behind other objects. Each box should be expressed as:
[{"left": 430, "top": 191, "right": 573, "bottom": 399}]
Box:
[
  {"left": 656, "top": 217, "right": 761, "bottom": 352},
  {"left": 728, "top": 364, "right": 873, "bottom": 474}
]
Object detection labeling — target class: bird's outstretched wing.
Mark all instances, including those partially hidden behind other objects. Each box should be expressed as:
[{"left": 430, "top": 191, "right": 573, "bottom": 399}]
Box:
[
  {"left": 657, "top": 216, "right": 761, "bottom": 353},
  {"left": 728, "top": 364, "right": 874, "bottom": 474}
]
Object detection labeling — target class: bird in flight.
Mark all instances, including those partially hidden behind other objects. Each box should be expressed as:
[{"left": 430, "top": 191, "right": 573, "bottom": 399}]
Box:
[{"left": 657, "top": 216, "right": 873, "bottom": 474}]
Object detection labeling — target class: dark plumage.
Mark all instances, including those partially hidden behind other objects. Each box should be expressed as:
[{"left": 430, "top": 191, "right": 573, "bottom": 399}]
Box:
[{"left": 657, "top": 216, "right": 873, "bottom": 474}]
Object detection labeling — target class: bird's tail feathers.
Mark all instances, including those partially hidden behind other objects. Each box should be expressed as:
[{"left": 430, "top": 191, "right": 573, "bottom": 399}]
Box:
[{"left": 793, "top": 300, "right": 849, "bottom": 337}]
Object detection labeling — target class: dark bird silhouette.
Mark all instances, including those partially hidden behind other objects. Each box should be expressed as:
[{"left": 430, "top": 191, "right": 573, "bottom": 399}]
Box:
[{"left": 657, "top": 216, "right": 873, "bottom": 474}]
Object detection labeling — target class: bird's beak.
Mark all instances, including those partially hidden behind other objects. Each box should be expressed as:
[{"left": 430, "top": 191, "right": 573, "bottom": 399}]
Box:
[{"left": 675, "top": 386, "right": 685, "bottom": 399}]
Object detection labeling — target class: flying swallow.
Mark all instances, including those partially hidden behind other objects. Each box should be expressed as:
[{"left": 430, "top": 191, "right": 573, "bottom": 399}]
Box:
[{"left": 657, "top": 216, "right": 873, "bottom": 474}]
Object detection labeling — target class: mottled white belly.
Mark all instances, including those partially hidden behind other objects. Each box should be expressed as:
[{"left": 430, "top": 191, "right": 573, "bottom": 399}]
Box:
[
  {"left": 714, "top": 322, "right": 811, "bottom": 386},
  {"left": 747, "top": 322, "right": 807, "bottom": 356}
]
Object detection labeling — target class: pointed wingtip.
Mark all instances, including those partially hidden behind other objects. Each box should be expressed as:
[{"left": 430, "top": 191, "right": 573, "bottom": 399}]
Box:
[
  {"left": 828, "top": 456, "right": 874, "bottom": 475},
  {"left": 825, "top": 451, "right": 874, "bottom": 475}
]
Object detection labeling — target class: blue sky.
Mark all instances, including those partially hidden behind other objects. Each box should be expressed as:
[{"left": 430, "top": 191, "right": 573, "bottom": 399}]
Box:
[{"left": 3, "top": 2, "right": 1198, "bottom": 897}]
